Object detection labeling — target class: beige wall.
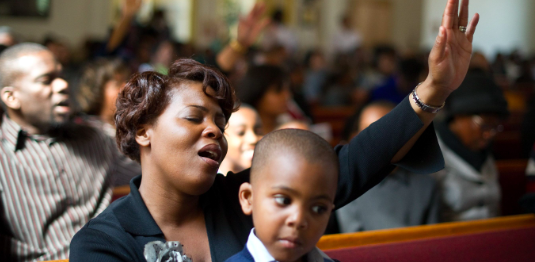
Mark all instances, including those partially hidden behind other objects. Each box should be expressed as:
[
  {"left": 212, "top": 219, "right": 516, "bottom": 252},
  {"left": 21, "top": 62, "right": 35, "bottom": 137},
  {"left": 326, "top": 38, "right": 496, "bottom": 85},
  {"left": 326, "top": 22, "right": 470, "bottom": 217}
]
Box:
[
  {"left": 391, "top": 0, "right": 424, "bottom": 52},
  {"left": 421, "top": 0, "right": 535, "bottom": 57},
  {"left": 0, "top": 0, "right": 111, "bottom": 47}
]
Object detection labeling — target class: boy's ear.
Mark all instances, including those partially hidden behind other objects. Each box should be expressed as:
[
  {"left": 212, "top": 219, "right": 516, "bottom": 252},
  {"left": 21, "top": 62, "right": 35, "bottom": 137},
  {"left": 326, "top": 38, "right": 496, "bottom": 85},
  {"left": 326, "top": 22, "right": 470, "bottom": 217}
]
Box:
[
  {"left": 1, "top": 86, "right": 21, "bottom": 110},
  {"left": 239, "top": 182, "right": 253, "bottom": 215},
  {"left": 135, "top": 125, "right": 152, "bottom": 147}
]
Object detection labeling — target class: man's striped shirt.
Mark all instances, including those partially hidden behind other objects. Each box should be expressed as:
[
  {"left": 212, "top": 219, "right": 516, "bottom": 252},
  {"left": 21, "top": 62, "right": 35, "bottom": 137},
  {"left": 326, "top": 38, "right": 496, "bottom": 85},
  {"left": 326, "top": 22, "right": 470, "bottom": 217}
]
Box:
[{"left": 0, "top": 115, "right": 139, "bottom": 261}]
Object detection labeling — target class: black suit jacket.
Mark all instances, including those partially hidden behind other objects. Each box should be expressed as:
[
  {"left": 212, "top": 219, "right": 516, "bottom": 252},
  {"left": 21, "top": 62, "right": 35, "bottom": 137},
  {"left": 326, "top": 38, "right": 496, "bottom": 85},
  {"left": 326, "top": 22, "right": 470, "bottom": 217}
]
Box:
[{"left": 69, "top": 96, "right": 443, "bottom": 262}]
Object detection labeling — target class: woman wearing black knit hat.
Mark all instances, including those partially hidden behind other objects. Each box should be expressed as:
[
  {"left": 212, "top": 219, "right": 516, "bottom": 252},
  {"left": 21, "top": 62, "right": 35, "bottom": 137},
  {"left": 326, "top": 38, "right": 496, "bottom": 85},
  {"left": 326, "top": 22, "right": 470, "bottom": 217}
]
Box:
[{"left": 433, "top": 69, "right": 509, "bottom": 222}]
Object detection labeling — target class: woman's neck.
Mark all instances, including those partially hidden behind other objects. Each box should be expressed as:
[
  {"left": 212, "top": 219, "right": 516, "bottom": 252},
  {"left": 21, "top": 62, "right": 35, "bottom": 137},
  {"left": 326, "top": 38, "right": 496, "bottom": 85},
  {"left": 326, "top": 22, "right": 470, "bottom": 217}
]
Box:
[{"left": 139, "top": 173, "right": 202, "bottom": 227}]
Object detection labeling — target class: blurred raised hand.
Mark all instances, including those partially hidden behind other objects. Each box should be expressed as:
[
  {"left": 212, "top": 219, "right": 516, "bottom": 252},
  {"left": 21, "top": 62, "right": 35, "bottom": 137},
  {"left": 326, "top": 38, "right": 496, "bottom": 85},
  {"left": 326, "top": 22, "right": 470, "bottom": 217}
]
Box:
[
  {"left": 107, "top": 0, "right": 142, "bottom": 52},
  {"left": 122, "top": 0, "right": 142, "bottom": 18},
  {"left": 236, "top": 2, "right": 270, "bottom": 47},
  {"left": 217, "top": 2, "right": 270, "bottom": 72}
]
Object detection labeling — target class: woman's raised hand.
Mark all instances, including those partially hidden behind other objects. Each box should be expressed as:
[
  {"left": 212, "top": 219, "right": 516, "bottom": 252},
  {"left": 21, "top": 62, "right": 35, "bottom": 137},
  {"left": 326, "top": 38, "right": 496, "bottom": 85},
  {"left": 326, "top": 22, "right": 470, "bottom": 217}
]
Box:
[
  {"left": 425, "top": 0, "right": 479, "bottom": 99},
  {"left": 236, "top": 2, "right": 270, "bottom": 48},
  {"left": 122, "top": 0, "right": 142, "bottom": 18}
]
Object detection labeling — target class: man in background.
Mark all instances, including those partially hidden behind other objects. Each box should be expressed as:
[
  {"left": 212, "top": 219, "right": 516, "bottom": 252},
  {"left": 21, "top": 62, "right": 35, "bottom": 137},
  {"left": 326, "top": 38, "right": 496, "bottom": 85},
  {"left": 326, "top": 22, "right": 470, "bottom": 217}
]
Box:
[{"left": 0, "top": 43, "right": 139, "bottom": 260}]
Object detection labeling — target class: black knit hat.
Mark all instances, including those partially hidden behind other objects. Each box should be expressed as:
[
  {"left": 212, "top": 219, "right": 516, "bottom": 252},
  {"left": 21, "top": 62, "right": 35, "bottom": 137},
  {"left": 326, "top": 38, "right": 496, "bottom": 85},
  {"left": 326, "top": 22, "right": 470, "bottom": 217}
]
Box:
[{"left": 445, "top": 70, "right": 509, "bottom": 120}]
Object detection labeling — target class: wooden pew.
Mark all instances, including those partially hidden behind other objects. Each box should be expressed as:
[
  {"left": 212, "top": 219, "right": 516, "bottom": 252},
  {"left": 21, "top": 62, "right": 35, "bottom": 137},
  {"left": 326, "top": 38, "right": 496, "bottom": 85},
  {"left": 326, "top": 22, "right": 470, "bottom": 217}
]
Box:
[
  {"left": 43, "top": 215, "right": 535, "bottom": 262},
  {"left": 319, "top": 214, "right": 535, "bottom": 262},
  {"left": 318, "top": 214, "right": 535, "bottom": 250}
]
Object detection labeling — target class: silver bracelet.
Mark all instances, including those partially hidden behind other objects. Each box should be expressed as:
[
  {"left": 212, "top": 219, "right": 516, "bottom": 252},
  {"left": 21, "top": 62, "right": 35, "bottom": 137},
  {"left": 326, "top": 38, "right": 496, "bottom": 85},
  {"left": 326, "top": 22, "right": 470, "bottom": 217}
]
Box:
[{"left": 411, "top": 83, "right": 445, "bottom": 114}]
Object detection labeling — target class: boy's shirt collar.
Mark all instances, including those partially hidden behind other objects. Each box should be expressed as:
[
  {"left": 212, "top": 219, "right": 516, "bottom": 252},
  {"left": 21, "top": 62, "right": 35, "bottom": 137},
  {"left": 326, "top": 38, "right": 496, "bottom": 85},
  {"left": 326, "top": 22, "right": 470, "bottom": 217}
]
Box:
[
  {"left": 247, "top": 229, "right": 275, "bottom": 262},
  {"left": 245, "top": 228, "right": 333, "bottom": 262}
]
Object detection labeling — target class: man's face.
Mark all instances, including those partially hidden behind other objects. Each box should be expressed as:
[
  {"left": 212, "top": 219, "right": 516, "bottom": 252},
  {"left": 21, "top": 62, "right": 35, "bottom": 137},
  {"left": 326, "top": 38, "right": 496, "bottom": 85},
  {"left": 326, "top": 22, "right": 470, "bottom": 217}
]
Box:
[
  {"left": 10, "top": 50, "right": 70, "bottom": 132},
  {"left": 247, "top": 154, "right": 337, "bottom": 262}
]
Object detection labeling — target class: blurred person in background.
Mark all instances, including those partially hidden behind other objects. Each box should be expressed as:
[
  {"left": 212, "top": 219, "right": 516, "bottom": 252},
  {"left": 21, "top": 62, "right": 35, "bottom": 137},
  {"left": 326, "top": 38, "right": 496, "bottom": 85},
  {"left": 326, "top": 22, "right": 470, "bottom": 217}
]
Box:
[
  {"left": 0, "top": 26, "right": 16, "bottom": 47},
  {"left": 0, "top": 43, "right": 139, "bottom": 261},
  {"left": 261, "top": 8, "right": 297, "bottom": 56},
  {"left": 138, "top": 40, "right": 178, "bottom": 74},
  {"left": 370, "top": 57, "right": 425, "bottom": 104},
  {"left": 219, "top": 104, "right": 263, "bottom": 175},
  {"left": 433, "top": 71, "right": 509, "bottom": 222},
  {"left": 469, "top": 51, "right": 491, "bottom": 73},
  {"left": 287, "top": 62, "right": 314, "bottom": 121},
  {"left": 303, "top": 49, "right": 328, "bottom": 105},
  {"left": 332, "top": 14, "right": 362, "bottom": 56},
  {"left": 321, "top": 64, "right": 357, "bottom": 106},
  {"left": 76, "top": 58, "right": 131, "bottom": 135},
  {"left": 237, "top": 65, "right": 292, "bottom": 133},
  {"left": 358, "top": 46, "right": 398, "bottom": 92},
  {"left": 336, "top": 101, "right": 440, "bottom": 232}
]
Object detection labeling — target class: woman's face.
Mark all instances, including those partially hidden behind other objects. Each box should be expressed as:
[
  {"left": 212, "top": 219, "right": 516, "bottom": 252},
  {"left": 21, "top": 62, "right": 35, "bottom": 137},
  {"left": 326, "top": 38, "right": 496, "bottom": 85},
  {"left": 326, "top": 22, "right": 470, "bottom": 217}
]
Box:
[
  {"left": 257, "top": 84, "right": 291, "bottom": 117},
  {"left": 450, "top": 114, "right": 502, "bottom": 151},
  {"left": 223, "top": 107, "right": 263, "bottom": 172},
  {"left": 143, "top": 82, "right": 228, "bottom": 195}
]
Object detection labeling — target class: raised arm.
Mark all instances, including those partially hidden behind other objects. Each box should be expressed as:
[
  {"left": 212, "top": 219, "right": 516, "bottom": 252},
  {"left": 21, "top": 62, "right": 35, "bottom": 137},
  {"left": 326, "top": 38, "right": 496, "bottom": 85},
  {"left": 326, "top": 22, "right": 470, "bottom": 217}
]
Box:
[
  {"left": 216, "top": 3, "right": 270, "bottom": 72},
  {"left": 106, "top": 0, "right": 142, "bottom": 53},
  {"left": 335, "top": 0, "right": 480, "bottom": 207},
  {"left": 394, "top": 0, "right": 479, "bottom": 162}
]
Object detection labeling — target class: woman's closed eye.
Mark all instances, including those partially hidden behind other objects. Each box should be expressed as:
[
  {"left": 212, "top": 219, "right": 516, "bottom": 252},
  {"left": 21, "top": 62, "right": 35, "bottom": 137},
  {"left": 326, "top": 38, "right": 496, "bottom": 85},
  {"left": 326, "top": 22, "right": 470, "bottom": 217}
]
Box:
[
  {"left": 185, "top": 117, "right": 203, "bottom": 123},
  {"left": 274, "top": 195, "right": 291, "bottom": 206}
]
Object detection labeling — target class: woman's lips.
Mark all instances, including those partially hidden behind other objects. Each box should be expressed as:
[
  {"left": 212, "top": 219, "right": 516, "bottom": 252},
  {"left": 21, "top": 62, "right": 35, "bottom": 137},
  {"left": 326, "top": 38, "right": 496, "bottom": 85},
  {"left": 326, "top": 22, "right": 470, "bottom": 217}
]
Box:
[
  {"left": 200, "top": 156, "right": 219, "bottom": 168},
  {"left": 198, "top": 144, "right": 222, "bottom": 168}
]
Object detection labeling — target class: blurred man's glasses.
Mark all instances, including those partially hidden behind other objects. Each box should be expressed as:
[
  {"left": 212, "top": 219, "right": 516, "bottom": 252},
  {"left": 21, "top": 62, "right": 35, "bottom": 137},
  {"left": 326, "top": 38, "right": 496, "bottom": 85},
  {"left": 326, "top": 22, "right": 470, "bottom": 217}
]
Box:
[{"left": 472, "top": 115, "right": 504, "bottom": 135}]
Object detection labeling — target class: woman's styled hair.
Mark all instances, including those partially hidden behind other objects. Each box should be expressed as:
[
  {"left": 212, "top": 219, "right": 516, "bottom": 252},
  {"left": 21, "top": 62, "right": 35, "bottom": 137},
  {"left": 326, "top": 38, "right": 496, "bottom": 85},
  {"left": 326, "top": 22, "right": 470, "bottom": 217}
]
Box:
[
  {"left": 77, "top": 58, "right": 129, "bottom": 115},
  {"left": 236, "top": 65, "right": 287, "bottom": 108},
  {"left": 115, "top": 58, "right": 238, "bottom": 162}
]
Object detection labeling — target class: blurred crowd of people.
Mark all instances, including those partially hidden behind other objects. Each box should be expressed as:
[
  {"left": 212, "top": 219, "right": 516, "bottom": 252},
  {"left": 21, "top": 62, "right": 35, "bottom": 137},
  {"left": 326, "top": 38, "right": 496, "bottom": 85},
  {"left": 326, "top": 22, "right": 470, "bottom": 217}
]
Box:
[{"left": 1, "top": 1, "right": 535, "bottom": 260}]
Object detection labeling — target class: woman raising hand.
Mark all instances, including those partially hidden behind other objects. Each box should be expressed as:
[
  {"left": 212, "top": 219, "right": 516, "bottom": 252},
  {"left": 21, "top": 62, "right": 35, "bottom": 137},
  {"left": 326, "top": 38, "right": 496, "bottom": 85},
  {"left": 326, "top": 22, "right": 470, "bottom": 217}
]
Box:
[{"left": 70, "top": 1, "right": 479, "bottom": 262}]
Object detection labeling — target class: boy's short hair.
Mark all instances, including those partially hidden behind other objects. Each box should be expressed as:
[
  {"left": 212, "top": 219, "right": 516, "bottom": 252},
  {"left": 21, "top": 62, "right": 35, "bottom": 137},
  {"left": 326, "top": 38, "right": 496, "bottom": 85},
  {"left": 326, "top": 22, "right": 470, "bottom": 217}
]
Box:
[{"left": 250, "top": 129, "right": 338, "bottom": 183}]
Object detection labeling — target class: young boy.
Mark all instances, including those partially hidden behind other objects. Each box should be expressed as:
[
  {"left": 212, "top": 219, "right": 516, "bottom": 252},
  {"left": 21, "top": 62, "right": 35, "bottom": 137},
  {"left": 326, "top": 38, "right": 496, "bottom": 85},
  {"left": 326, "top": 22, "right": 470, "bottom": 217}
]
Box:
[{"left": 226, "top": 129, "right": 339, "bottom": 262}]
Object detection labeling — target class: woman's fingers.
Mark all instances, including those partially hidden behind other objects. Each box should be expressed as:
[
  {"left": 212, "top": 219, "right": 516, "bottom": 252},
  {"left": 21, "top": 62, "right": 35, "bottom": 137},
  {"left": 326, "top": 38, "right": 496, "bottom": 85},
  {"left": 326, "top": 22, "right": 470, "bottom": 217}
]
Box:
[
  {"left": 458, "top": 0, "right": 469, "bottom": 27},
  {"left": 442, "top": 0, "right": 458, "bottom": 29},
  {"left": 430, "top": 26, "right": 447, "bottom": 63},
  {"left": 250, "top": 2, "right": 265, "bottom": 20},
  {"left": 466, "top": 13, "right": 480, "bottom": 43}
]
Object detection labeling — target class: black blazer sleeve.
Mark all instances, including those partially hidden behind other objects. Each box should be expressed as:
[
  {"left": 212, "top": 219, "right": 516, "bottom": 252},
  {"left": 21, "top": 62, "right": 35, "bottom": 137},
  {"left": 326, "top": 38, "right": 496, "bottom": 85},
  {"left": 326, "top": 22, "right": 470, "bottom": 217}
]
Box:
[{"left": 333, "top": 96, "right": 444, "bottom": 208}]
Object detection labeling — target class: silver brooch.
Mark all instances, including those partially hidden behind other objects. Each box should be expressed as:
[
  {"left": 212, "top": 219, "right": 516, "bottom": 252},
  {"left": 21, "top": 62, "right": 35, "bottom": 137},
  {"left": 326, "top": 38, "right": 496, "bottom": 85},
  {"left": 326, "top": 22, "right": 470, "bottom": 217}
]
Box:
[{"left": 144, "top": 241, "right": 193, "bottom": 262}]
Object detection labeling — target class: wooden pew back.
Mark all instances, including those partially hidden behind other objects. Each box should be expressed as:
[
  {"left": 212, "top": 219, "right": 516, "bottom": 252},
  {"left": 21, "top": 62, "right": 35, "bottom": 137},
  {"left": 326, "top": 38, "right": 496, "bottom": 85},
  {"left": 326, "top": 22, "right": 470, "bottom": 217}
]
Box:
[{"left": 318, "top": 214, "right": 535, "bottom": 250}]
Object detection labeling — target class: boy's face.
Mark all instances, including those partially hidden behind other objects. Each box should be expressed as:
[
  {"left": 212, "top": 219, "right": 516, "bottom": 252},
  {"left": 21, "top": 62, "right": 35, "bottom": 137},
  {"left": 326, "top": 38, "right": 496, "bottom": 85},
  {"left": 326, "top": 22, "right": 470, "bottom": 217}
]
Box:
[{"left": 239, "top": 154, "right": 337, "bottom": 262}]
